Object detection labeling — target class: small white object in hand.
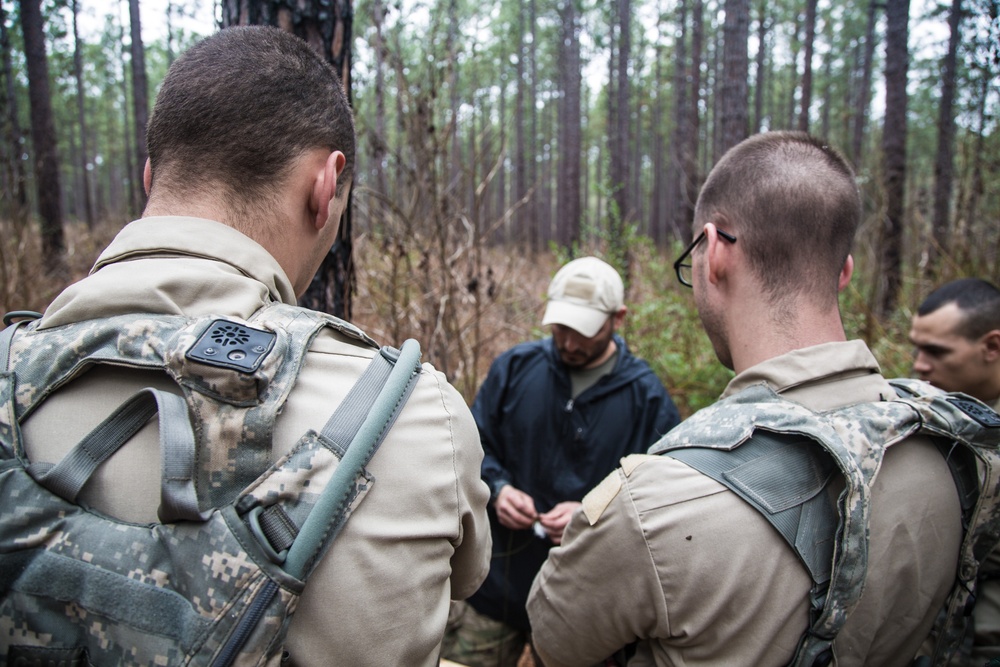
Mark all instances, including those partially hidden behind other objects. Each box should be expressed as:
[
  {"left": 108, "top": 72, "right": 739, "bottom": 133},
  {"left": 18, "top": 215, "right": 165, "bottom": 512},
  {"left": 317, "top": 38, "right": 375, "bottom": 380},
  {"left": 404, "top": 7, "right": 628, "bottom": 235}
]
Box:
[{"left": 533, "top": 521, "right": 547, "bottom": 540}]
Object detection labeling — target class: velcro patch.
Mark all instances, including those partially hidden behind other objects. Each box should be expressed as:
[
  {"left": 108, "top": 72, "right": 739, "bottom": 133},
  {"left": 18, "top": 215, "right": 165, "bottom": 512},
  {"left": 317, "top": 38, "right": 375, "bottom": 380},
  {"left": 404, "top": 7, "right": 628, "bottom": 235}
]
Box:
[
  {"left": 582, "top": 472, "right": 622, "bottom": 525},
  {"left": 947, "top": 397, "right": 1000, "bottom": 428}
]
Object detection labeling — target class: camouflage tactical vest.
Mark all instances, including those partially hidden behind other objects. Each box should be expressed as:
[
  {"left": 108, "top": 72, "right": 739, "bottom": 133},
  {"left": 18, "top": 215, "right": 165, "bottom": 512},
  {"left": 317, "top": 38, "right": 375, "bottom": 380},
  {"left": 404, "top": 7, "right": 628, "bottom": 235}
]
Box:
[
  {"left": 0, "top": 304, "right": 422, "bottom": 666},
  {"left": 650, "top": 380, "right": 1000, "bottom": 667}
]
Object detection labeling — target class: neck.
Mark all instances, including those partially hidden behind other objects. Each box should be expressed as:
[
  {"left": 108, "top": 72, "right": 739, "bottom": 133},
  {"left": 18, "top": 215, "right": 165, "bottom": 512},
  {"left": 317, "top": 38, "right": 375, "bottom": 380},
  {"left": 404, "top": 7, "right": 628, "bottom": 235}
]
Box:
[
  {"left": 144, "top": 190, "right": 310, "bottom": 294},
  {"left": 973, "top": 378, "right": 1000, "bottom": 407},
  {"left": 727, "top": 296, "right": 847, "bottom": 375},
  {"left": 584, "top": 338, "right": 618, "bottom": 370},
  {"left": 142, "top": 195, "right": 227, "bottom": 225}
]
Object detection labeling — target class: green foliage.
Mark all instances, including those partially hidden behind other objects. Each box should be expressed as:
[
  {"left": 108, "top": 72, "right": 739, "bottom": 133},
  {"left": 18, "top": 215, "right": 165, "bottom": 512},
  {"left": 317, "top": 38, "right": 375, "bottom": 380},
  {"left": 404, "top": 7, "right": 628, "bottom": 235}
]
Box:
[{"left": 622, "top": 243, "right": 735, "bottom": 417}]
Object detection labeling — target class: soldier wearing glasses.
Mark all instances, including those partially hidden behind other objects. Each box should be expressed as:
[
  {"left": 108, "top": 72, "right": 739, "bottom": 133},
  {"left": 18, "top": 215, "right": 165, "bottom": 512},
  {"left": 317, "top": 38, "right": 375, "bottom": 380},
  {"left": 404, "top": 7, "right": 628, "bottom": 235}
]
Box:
[{"left": 526, "top": 132, "right": 962, "bottom": 667}]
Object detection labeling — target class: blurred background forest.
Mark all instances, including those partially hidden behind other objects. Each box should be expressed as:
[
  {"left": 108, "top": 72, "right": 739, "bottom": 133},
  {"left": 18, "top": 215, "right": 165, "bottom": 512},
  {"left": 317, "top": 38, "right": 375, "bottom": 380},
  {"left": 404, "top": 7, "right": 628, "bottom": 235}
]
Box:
[{"left": 1, "top": 0, "right": 998, "bottom": 416}]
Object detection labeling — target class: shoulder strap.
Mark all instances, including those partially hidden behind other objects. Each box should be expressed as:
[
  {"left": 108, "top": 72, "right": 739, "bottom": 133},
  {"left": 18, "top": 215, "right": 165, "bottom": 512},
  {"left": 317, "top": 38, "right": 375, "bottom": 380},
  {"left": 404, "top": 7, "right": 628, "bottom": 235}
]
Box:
[
  {"left": 213, "top": 339, "right": 422, "bottom": 664},
  {"left": 244, "top": 338, "right": 423, "bottom": 580},
  {"left": 25, "top": 387, "right": 207, "bottom": 522},
  {"left": 0, "top": 316, "right": 35, "bottom": 372},
  {"left": 666, "top": 431, "right": 838, "bottom": 586}
]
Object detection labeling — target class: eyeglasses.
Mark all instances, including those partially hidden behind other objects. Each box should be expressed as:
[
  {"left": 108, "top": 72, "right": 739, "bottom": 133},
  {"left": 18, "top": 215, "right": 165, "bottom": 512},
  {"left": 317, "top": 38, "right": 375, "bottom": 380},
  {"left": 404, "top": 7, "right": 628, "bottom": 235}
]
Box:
[{"left": 673, "top": 229, "right": 738, "bottom": 287}]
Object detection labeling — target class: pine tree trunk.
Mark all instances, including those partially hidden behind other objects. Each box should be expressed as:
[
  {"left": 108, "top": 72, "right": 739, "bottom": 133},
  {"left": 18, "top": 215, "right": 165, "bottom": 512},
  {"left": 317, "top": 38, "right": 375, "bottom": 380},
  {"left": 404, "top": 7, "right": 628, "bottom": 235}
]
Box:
[
  {"left": 514, "top": 0, "right": 527, "bottom": 248},
  {"left": 719, "top": 0, "right": 749, "bottom": 155},
  {"left": 19, "top": 0, "right": 65, "bottom": 271},
  {"left": 877, "top": 0, "right": 910, "bottom": 319},
  {"left": 372, "top": 0, "right": 389, "bottom": 199},
  {"left": 666, "top": 0, "right": 688, "bottom": 242},
  {"left": 753, "top": 0, "right": 768, "bottom": 132},
  {"left": 682, "top": 0, "right": 703, "bottom": 244},
  {"left": 72, "top": 0, "right": 95, "bottom": 228},
  {"left": 556, "top": 0, "right": 582, "bottom": 249},
  {"left": 129, "top": 0, "right": 149, "bottom": 214},
  {"left": 930, "top": 0, "right": 962, "bottom": 268},
  {"left": 528, "top": 0, "right": 539, "bottom": 253},
  {"left": 0, "top": 2, "right": 28, "bottom": 225},
  {"left": 798, "top": 0, "right": 818, "bottom": 132},
  {"left": 851, "top": 0, "right": 878, "bottom": 167},
  {"left": 609, "top": 0, "right": 632, "bottom": 264}
]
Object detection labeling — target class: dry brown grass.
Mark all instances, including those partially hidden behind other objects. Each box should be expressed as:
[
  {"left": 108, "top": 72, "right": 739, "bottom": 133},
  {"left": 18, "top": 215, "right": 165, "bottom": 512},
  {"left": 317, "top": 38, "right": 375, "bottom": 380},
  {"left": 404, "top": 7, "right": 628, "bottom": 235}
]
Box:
[
  {"left": 351, "top": 232, "right": 563, "bottom": 402},
  {"left": 0, "top": 219, "right": 571, "bottom": 404},
  {"left": 0, "top": 219, "right": 917, "bottom": 414},
  {"left": 0, "top": 219, "right": 119, "bottom": 317}
]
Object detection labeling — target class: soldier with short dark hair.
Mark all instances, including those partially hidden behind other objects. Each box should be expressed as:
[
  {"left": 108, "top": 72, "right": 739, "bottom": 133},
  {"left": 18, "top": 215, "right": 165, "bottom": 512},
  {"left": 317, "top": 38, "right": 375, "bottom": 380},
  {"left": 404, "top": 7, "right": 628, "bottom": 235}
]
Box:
[
  {"left": 911, "top": 277, "right": 1000, "bottom": 664},
  {"left": 13, "top": 26, "right": 490, "bottom": 665},
  {"left": 910, "top": 278, "right": 1000, "bottom": 410}
]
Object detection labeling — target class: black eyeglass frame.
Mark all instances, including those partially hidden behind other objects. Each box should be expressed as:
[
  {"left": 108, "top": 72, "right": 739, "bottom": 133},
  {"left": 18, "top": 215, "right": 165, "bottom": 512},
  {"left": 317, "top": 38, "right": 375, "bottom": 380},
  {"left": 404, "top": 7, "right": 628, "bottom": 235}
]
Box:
[{"left": 673, "top": 229, "right": 738, "bottom": 287}]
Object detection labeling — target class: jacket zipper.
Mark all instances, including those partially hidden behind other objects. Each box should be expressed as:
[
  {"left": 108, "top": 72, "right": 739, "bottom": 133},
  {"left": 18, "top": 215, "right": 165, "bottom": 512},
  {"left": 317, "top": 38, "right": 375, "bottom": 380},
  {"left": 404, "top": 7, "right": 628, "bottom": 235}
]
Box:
[{"left": 212, "top": 579, "right": 279, "bottom": 667}]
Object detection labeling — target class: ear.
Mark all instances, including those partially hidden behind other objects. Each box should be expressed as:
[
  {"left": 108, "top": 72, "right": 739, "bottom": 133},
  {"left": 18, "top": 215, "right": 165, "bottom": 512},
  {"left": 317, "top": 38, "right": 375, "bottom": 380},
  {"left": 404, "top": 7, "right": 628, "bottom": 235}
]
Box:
[
  {"left": 309, "top": 151, "right": 347, "bottom": 230},
  {"left": 982, "top": 329, "right": 1000, "bottom": 362},
  {"left": 143, "top": 158, "right": 153, "bottom": 196},
  {"left": 703, "top": 222, "right": 732, "bottom": 287},
  {"left": 837, "top": 254, "right": 854, "bottom": 292},
  {"left": 611, "top": 306, "right": 627, "bottom": 329}
]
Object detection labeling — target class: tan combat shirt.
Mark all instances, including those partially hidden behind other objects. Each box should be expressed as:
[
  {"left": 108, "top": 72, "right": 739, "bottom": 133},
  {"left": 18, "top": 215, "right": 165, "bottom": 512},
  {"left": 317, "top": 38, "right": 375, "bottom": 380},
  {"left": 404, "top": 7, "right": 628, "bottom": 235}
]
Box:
[
  {"left": 527, "top": 341, "right": 961, "bottom": 667},
  {"left": 22, "top": 217, "right": 492, "bottom": 666}
]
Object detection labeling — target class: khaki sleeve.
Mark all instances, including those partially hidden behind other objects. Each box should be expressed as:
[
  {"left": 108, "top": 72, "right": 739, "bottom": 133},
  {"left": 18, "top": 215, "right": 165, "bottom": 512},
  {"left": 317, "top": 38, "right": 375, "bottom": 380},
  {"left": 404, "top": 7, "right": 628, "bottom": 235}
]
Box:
[
  {"left": 435, "top": 370, "right": 492, "bottom": 600},
  {"left": 527, "top": 462, "right": 667, "bottom": 667}
]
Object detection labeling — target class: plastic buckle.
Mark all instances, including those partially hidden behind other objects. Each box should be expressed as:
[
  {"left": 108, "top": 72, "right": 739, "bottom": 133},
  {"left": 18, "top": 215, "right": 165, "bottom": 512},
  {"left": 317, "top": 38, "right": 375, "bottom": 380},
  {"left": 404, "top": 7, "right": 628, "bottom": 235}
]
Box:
[{"left": 247, "top": 505, "right": 289, "bottom": 564}]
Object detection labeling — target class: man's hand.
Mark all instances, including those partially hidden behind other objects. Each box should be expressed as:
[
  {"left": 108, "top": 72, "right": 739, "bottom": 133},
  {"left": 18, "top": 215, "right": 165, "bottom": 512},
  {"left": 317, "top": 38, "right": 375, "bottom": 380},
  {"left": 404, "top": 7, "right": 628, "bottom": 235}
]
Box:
[
  {"left": 495, "top": 484, "right": 538, "bottom": 530},
  {"left": 538, "top": 501, "right": 582, "bottom": 545}
]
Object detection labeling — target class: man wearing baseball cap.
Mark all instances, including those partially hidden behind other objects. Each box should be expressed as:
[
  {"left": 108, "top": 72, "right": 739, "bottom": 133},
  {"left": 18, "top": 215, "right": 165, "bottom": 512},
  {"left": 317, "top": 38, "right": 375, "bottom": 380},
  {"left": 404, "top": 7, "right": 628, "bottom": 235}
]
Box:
[{"left": 441, "top": 256, "right": 680, "bottom": 667}]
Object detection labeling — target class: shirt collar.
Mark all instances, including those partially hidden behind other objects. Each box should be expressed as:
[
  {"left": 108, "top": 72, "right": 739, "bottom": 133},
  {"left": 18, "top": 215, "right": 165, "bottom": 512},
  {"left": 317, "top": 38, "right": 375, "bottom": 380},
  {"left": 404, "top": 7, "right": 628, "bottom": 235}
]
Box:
[
  {"left": 93, "top": 216, "right": 298, "bottom": 305},
  {"left": 722, "top": 340, "right": 881, "bottom": 399}
]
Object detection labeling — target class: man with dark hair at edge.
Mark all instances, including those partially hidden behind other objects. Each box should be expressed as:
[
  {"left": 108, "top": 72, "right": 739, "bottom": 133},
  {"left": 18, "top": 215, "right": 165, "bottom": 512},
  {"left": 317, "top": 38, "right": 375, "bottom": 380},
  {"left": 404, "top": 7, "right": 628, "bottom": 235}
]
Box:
[
  {"left": 442, "top": 256, "right": 680, "bottom": 667},
  {"left": 16, "top": 26, "right": 491, "bottom": 665},
  {"left": 526, "top": 132, "right": 963, "bottom": 666},
  {"left": 910, "top": 278, "right": 1000, "bottom": 664},
  {"left": 910, "top": 278, "right": 1000, "bottom": 411}
]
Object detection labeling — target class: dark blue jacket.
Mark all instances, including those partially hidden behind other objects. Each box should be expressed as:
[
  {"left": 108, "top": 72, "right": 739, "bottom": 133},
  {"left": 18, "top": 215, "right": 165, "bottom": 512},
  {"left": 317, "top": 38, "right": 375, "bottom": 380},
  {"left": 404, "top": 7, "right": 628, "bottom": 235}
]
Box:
[{"left": 468, "top": 335, "right": 680, "bottom": 631}]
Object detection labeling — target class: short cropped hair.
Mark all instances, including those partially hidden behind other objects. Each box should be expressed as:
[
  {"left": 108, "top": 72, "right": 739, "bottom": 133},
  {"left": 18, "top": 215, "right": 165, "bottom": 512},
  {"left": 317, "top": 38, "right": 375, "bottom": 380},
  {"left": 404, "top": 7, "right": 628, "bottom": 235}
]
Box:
[
  {"left": 147, "top": 26, "right": 355, "bottom": 205},
  {"left": 919, "top": 278, "right": 1000, "bottom": 340},
  {"left": 694, "top": 131, "right": 860, "bottom": 304}
]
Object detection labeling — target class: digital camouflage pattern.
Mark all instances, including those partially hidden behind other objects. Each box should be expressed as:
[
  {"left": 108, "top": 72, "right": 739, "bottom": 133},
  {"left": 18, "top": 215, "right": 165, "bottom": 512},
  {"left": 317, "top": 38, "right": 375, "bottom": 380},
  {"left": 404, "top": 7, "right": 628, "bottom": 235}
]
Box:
[
  {"left": 0, "top": 304, "right": 385, "bottom": 666},
  {"left": 649, "top": 380, "right": 1000, "bottom": 667}
]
